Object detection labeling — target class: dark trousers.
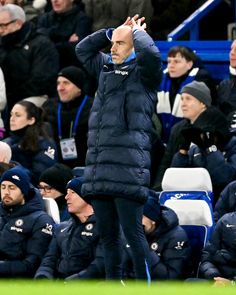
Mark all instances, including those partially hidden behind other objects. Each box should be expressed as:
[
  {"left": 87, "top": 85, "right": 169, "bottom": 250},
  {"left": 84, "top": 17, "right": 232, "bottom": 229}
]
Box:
[{"left": 91, "top": 197, "right": 151, "bottom": 281}]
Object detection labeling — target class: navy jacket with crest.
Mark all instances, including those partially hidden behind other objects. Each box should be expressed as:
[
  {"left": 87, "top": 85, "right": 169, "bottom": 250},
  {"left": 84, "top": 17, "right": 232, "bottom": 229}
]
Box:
[{"left": 0, "top": 190, "right": 54, "bottom": 277}]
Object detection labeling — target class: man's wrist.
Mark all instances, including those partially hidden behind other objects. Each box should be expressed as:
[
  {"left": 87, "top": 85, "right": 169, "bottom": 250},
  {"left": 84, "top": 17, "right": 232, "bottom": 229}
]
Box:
[{"left": 206, "top": 145, "right": 217, "bottom": 154}]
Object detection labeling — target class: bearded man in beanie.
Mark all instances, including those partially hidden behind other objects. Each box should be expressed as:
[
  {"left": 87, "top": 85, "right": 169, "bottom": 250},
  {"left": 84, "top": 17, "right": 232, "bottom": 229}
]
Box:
[
  {"left": 122, "top": 192, "right": 190, "bottom": 280},
  {"left": 153, "top": 80, "right": 213, "bottom": 191},
  {"left": 38, "top": 163, "right": 73, "bottom": 221},
  {"left": 42, "top": 66, "right": 93, "bottom": 168},
  {"left": 0, "top": 166, "right": 54, "bottom": 278},
  {"left": 35, "top": 177, "right": 101, "bottom": 280}
]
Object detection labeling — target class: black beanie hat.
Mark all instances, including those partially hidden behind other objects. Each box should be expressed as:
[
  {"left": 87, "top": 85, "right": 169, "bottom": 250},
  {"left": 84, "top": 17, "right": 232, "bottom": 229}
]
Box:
[
  {"left": 143, "top": 193, "right": 161, "bottom": 222},
  {"left": 1, "top": 166, "right": 30, "bottom": 198},
  {"left": 181, "top": 81, "right": 212, "bottom": 106},
  {"left": 58, "top": 66, "right": 85, "bottom": 90},
  {"left": 66, "top": 177, "right": 84, "bottom": 198},
  {"left": 39, "top": 163, "right": 73, "bottom": 195}
]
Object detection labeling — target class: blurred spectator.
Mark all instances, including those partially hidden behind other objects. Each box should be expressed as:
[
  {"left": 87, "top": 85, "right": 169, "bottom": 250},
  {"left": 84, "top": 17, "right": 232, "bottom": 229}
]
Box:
[
  {"left": 0, "top": 139, "right": 16, "bottom": 177},
  {"left": 0, "top": 141, "right": 11, "bottom": 163},
  {"left": 34, "top": 177, "right": 100, "bottom": 280},
  {"left": 150, "top": 0, "right": 194, "bottom": 40},
  {"left": 152, "top": 81, "right": 211, "bottom": 191},
  {"left": 214, "top": 180, "right": 236, "bottom": 222},
  {"left": 0, "top": 162, "right": 15, "bottom": 176},
  {"left": 42, "top": 66, "right": 93, "bottom": 168},
  {"left": 170, "top": 86, "right": 236, "bottom": 199},
  {"left": 0, "top": 68, "right": 6, "bottom": 139},
  {"left": 37, "top": 0, "right": 91, "bottom": 69},
  {"left": 82, "top": 0, "right": 153, "bottom": 33},
  {"left": 199, "top": 212, "right": 236, "bottom": 284},
  {"left": 0, "top": 166, "right": 54, "bottom": 277},
  {"left": 217, "top": 40, "right": 236, "bottom": 122},
  {"left": 4, "top": 100, "right": 58, "bottom": 185},
  {"left": 0, "top": 0, "right": 47, "bottom": 22},
  {"left": 156, "top": 45, "right": 216, "bottom": 144},
  {"left": 0, "top": 3, "right": 59, "bottom": 122},
  {"left": 123, "top": 194, "right": 191, "bottom": 280},
  {"left": 38, "top": 163, "right": 73, "bottom": 221}
]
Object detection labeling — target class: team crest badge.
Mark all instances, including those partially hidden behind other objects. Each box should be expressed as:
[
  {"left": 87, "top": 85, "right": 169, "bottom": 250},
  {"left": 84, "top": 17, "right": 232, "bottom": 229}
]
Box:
[
  {"left": 85, "top": 223, "right": 93, "bottom": 231},
  {"left": 15, "top": 219, "right": 23, "bottom": 227},
  {"left": 151, "top": 242, "right": 158, "bottom": 251}
]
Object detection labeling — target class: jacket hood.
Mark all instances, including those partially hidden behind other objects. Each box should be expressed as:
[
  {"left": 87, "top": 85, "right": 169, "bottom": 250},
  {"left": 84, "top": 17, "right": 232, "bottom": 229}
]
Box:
[{"left": 151, "top": 205, "right": 179, "bottom": 238}]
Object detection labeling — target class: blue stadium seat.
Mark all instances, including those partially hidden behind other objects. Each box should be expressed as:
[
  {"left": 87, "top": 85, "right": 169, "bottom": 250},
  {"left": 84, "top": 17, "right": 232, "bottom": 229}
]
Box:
[{"left": 159, "top": 167, "right": 215, "bottom": 276}]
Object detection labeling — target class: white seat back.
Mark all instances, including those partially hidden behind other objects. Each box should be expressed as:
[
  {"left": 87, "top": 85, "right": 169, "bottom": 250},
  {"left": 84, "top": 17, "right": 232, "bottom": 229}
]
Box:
[
  {"left": 162, "top": 167, "right": 212, "bottom": 191},
  {"left": 165, "top": 199, "right": 213, "bottom": 226},
  {"left": 43, "top": 197, "right": 60, "bottom": 224}
]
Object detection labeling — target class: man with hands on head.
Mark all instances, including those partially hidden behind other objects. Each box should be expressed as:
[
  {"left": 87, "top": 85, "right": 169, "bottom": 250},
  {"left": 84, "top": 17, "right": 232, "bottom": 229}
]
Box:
[{"left": 75, "top": 15, "right": 162, "bottom": 281}]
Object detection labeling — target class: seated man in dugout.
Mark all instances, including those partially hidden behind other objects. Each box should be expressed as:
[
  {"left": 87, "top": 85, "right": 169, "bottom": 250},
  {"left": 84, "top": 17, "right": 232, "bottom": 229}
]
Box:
[{"left": 0, "top": 166, "right": 54, "bottom": 277}]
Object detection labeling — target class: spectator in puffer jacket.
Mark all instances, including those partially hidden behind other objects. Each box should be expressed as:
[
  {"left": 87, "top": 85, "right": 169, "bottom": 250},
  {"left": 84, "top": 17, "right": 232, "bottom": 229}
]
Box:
[
  {"left": 34, "top": 177, "right": 100, "bottom": 279},
  {"left": 214, "top": 180, "right": 236, "bottom": 222},
  {"left": 37, "top": 0, "right": 91, "bottom": 69},
  {"left": 0, "top": 4, "right": 59, "bottom": 115},
  {"left": 0, "top": 166, "right": 54, "bottom": 277},
  {"left": 76, "top": 14, "right": 162, "bottom": 281},
  {"left": 199, "top": 212, "right": 236, "bottom": 285},
  {"left": 216, "top": 40, "right": 236, "bottom": 118},
  {"left": 152, "top": 80, "right": 212, "bottom": 191},
  {"left": 170, "top": 83, "right": 236, "bottom": 200}
]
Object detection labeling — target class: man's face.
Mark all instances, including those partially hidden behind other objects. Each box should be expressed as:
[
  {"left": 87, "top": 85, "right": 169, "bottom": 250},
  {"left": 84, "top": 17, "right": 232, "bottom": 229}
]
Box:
[
  {"left": 111, "top": 26, "right": 134, "bottom": 65},
  {"left": 1, "top": 181, "right": 25, "bottom": 206},
  {"left": 0, "top": 11, "right": 21, "bottom": 36},
  {"left": 57, "top": 76, "right": 81, "bottom": 103},
  {"left": 51, "top": 0, "right": 73, "bottom": 13},
  {"left": 142, "top": 215, "right": 155, "bottom": 234},
  {"left": 167, "top": 53, "right": 193, "bottom": 78},
  {"left": 38, "top": 181, "right": 61, "bottom": 199},
  {"left": 230, "top": 40, "right": 236, "bottom": 68},
  {"left": 181, "top": 93, "right": 206, "bottom": 123},
  {"left": 65, "top": 188, "right": 86, "bottom": 214}
]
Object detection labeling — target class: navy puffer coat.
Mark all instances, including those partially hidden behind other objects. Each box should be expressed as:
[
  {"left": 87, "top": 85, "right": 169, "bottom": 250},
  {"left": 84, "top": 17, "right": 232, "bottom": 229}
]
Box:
[
  {"left": 0, "top": 190, "right": 54, "bottom": 277},
  {"left": 76, "top": 29, "right": 162, "bottom": 203}
]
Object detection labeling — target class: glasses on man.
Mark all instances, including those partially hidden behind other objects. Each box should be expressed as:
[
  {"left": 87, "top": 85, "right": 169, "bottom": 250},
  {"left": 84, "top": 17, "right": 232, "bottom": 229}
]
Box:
[
  {"left": 38, "top": 185, "right": 53, "bottom": 193},
  {"left": 0, "top": 19, "right": 16, "bottom": 29}
]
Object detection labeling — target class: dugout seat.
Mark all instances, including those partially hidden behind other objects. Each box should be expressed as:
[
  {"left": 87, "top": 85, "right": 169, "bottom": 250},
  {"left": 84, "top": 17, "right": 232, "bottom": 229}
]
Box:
[{"left": 43, "top": 197, "right": 60, "bottom": 224}]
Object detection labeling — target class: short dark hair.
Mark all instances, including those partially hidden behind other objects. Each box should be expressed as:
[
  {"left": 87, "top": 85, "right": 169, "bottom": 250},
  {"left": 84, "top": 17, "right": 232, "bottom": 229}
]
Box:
[{"left": 168, "top": 46, "right": 197, "bottom": 63}]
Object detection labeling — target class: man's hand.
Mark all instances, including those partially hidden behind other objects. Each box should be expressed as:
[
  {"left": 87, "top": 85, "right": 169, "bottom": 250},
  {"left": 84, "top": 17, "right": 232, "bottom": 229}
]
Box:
[
  {"left": 131, "top": 16, "right": 146, "bottom": 31},
  {"left": 69, "top": 33, "right": 79, "bottom": 43},
  {"left": 213, "top": 277, "right": 232, "bottom": 287},
  {"left": 123, "top": 14, "right": 146, "bottom": 31}
]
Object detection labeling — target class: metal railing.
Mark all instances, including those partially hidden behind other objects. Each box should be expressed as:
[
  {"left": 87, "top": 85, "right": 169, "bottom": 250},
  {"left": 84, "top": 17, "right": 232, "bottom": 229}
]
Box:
[{"left": 167, "top": 0, "right": 223, "bottom": 41}]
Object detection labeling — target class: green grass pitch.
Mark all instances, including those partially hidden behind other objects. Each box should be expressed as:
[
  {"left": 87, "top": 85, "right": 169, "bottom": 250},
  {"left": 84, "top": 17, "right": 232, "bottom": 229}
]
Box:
[{"left": 0, "top": 280, "right": 235, "bottom": 295}]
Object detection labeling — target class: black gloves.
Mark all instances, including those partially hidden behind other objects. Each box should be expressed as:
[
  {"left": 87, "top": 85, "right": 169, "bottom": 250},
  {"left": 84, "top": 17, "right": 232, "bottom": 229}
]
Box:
[
  {"left": 197, "top": 131, "right": 216, "bottom": 150},
  {"left": 179, "top": 125, "right": 193, "bottom": 151}
]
